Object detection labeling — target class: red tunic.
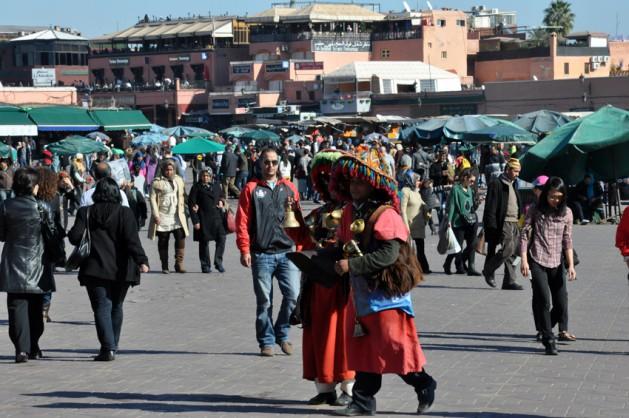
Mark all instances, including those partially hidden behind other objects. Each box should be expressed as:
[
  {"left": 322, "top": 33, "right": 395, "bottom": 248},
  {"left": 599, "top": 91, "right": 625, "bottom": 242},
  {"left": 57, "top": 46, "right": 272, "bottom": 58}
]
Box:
[
  {"left": 339, "top": 204, "right": 427, "bottom": 375},
  {"left": 302, "top": 281, "right": 355, "bottom": 383}
]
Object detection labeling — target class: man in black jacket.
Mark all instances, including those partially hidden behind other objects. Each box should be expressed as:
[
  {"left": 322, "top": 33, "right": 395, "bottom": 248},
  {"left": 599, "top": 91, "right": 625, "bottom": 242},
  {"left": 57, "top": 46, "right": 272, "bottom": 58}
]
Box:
[
  {"left": 482, "top": 158, "right": 523, "bottom": 290},
  {"left": 220, "top": 145, "right": 240, "bottom": 198}
]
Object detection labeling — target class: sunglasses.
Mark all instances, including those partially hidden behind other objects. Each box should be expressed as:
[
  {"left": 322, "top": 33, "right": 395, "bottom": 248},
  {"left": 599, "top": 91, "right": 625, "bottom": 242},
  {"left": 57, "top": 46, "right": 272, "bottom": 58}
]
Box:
[{"left": 263, "top": 160, "right": 279, "bottom": 166}]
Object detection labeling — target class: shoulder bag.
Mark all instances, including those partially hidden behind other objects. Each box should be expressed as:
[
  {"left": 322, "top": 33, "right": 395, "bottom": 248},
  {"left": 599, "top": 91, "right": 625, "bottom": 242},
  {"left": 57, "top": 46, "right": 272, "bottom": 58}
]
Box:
[
  {"left": 37, "top": 202, "right": 64, "bottom": 263},
  {"left": 65, "top": 208, "right": 91, "bottom": 270}
]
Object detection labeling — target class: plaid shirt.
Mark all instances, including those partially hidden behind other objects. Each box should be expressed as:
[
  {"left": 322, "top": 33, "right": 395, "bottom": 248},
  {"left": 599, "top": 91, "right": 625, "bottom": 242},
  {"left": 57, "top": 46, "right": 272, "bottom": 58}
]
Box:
[{"left": 521, "top": 207, "right": 573, "bottom": 268}]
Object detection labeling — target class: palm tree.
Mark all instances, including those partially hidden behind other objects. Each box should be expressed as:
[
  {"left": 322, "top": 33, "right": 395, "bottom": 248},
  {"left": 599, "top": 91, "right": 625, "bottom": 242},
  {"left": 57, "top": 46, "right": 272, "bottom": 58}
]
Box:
[{"left": 543, "top": 0, "right": 575, "bottom": 37}]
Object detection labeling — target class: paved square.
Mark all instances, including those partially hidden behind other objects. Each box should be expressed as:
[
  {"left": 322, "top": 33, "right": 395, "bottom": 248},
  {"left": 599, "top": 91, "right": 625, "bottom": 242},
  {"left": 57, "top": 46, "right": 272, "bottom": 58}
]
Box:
[{"left": 0, "top": 201, "right": 627, "bottom": 417}]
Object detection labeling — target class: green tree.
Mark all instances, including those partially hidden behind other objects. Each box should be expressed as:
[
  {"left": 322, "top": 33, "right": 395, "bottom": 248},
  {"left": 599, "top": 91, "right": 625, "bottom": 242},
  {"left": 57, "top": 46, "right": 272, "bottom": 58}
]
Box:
[{"left": 543, "top": 0, "right": 575, "bottom": 37}]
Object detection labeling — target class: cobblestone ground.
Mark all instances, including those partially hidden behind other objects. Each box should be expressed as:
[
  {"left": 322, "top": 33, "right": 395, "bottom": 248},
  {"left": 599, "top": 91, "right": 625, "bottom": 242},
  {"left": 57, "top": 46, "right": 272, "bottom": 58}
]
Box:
[{"left": 0, "top": 200, "right": 627, "bottom": 418}]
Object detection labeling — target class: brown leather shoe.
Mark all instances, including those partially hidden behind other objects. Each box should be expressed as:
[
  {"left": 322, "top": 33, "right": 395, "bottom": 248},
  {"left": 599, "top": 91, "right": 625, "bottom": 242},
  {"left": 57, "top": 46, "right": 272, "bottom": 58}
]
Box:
[
  {"left": 260, "top": 346, "right": 274, "bottom": 357},
  {"left": 174, "top": 248, "right": 186, "bottom": 273},
  {"left": 280, "top": 341, "right": 293, "bottom": 355}
]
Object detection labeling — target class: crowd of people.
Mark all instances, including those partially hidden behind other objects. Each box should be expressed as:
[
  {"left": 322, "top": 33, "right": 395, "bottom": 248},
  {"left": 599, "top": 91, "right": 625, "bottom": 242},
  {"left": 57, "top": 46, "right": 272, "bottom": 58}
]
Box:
[{"left": 0, "top": 128, "right": 628, "bottom": 416}]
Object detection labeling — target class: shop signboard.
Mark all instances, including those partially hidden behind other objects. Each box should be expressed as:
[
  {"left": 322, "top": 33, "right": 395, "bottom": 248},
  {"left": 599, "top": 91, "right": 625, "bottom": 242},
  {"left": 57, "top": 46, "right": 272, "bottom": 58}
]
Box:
[
  {"left": 265, "top": 61, "right": 289, "bottom": 73},
  {"left": 232, "top": 64, "right": 252, "bottom": 74},
  {"left": 32, "top": 68, "right": 56, "bottom": 86},
  {"left": 294, "top": 61, "right": 324, "bottom": 70},
  {"left": 108, "top": 58, "right": 129, "bottom": 66},
  {"left": 169, "top": 55, "right": 191, "bottom": 62},
  {"left": 312, "top": 39, "right": 371, "bottom": 52}
]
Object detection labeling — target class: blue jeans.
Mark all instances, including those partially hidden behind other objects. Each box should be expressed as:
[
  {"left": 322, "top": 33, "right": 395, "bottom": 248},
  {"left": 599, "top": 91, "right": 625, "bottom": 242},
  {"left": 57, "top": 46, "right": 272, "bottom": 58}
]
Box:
[
  {"left": 251, "top": 251, "right": 300, "bottom": 348},
  {"left": 86, "top": 281, "right": 130, "bottom": 351}
]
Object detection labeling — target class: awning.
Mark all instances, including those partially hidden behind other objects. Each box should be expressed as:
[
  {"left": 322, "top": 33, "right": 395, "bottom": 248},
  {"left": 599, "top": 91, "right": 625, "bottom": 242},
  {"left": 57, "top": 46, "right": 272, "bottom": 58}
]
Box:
[
  {"left": 27, "top": 106, "right": 99, "bottom": 132},
  {"left": 90, "top": 109, "right": 151, "bottom": 131},
  {"left": 0, "top": 106, "right": 37, "bottom": 136}
]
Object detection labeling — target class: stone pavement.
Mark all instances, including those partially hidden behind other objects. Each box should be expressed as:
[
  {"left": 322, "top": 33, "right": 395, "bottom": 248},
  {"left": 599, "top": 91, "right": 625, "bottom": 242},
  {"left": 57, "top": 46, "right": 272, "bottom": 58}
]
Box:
[{"left": 0, "top": 201, "right": 628, "bottom": 418}]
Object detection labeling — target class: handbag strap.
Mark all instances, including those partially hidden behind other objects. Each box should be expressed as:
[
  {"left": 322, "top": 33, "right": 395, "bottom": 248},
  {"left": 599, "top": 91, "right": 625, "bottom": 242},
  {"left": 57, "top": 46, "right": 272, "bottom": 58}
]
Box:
[{"left": 85, "top": 207, "right": 91, "bottom": 242}]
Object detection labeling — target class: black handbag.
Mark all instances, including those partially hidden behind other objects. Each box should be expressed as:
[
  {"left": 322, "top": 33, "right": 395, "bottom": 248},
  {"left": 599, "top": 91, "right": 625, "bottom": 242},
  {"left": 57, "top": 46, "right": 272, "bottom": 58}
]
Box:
[
  {"left": 37, "top": 202, "right": 64, "bottom": 263},
  {"left": 65, "top": 208, "right": 91, "bottom": 270},
  {"left": 462, "top": 212, "right": 478, "bottom": 226}
]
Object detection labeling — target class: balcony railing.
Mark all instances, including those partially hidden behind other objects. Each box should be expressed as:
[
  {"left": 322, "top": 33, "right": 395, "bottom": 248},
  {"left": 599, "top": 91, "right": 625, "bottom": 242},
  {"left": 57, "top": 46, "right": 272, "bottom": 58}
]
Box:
[
  {"left": 371, "top": 29, "right": 422, "bottom": 41},
  {"left": 250, "top": 31, "right": 371, "bottom": 43}
]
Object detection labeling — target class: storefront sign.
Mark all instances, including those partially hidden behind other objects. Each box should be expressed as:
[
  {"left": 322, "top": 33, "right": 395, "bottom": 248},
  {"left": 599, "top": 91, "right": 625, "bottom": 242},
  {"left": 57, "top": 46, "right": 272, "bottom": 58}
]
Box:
[
  {"left": 32, "top": 68, "right": 56, "bottom": 87},
  {"left": 212, "top": 99, "right": 230, "bottom": 109},
  {"left": 312, "top": 39, "right": 371, "bottom": 52},
  {"left": 295, "top": 61, "right": 324, "bottom": 70},
  {"left": 108, "top": 58, "right": 129, "bottom": 65},
  {"left": 265, "top": 61, "right": 289, "bottom": 73},
  {"left": 91, "top": 95, "right": 136, "bottom": 108},
  {"left": 232, "top": 64, "right": 252, "bottom": 74},
  {"left": 169, "top": 55, "right": 191, "bottom": 62}
]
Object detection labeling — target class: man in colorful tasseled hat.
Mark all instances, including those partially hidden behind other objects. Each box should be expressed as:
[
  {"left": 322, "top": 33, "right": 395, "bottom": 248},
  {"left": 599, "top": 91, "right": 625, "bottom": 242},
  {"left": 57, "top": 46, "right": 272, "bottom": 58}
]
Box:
[
  {"left": 329, "top": 145, "right": 437, "bottom": 416},
  {"left": 299, "top": 149, "right": 355, "bottom": 407}
]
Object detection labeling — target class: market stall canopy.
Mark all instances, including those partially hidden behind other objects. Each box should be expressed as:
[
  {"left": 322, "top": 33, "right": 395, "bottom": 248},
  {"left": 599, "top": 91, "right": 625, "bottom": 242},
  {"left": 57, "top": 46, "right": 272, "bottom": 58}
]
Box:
[
  {"left": 0, "top": 105, "right": 37, "bottom": 136},
  {"left": 172, "top": 138, "right": 225, "bottom": 155},
  {"left": 519, "top": 105, "right": 629, "bottom": 184},
  {"left": 364, "top": 132, "right": 389, "bottom": 143},
  {"left": 0, "top": 142, "right": 12, "bottom": 158},
  {"left": 27, "top": 106, "right": 99, "bottom": 132},
  {"left": 464, "top": 119, "right": 538, "bottom": 145},
  {"left": 45, "top": 135, "right": 109, "bottom": 155},
  {"left": 443, "top": 115, "right": 503, "bottom": 141},
  {"left": 286, "top": 134, "right": 304, "bottom": 144},
  {"left": 220, "top": 126, "right": 254, "bottom": 138},
  {"left": 399, "top": 118, "right": 449, "bottom": 144},
  {"left": 240, "top": 129, "right": 281, "bottom": 144},
  {"left": 90, "top": 109, "right": 151, "bottom": 131},
  {"left": 131, "top": 133, "right": 168, "bottom": 147},
  {"left": 86, "top": 131, "right": 111, "bottom": 141},
  {"left": 162, "top": 125, "right": 212, "bottom": 138},
  {"left": 512, "top": 110, "right": 573, "bottom": 135}
]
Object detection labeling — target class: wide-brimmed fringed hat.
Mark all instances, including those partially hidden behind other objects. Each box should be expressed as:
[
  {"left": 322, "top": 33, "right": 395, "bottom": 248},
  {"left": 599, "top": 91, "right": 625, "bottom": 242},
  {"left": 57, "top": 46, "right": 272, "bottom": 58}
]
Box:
[
  {"left": 329, "top": 144, "right": 399, "bottom": 210},
  {"left": 310, "top": 149, "right": 348, "bottom": 203}
]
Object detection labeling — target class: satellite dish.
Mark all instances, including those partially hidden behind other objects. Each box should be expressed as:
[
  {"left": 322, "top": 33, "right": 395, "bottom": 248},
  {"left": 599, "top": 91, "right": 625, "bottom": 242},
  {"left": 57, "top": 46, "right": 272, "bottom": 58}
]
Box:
[
  {"left": 426, "top": 0, "right": 434, "bottom": 10},
  {"left": 403, "top": 1, "right": 411, "bottom": 12}
]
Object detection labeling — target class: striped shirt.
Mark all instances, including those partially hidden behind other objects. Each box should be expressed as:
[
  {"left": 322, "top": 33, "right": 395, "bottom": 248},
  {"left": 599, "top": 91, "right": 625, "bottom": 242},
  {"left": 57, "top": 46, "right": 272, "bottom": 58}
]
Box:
[{"left": 521, "top": 207, "right": 573, "bottom": 268}]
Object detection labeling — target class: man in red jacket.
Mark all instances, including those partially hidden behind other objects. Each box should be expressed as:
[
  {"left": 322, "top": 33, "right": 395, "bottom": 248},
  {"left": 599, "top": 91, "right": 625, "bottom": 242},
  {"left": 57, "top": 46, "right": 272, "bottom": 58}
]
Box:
[
  {"left": 236, "top": 147, "right": 304, "bottom": 357},
  {"left": 616, "top": 206, "right": 629, "bottom": 281}
]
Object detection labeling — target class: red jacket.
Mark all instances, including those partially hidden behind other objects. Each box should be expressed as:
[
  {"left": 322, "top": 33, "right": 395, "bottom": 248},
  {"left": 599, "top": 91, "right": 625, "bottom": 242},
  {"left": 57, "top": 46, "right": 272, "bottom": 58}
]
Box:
[
  {"left": 616, "top": 206, "right": 629, "bottom": 257},
  {"left": 235, "top": 177, "right": 308, "bottom": 255}
]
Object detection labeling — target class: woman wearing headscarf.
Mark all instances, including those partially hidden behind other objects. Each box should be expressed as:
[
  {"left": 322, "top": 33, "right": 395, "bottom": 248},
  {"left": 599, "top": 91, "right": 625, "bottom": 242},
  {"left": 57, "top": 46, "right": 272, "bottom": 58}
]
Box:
[
  {"left": 68, "top": 178, "right": 149, "bottom": 361},
  {"left": 444, "top": 168, "right": 481, "bottom": 276},
  {"left": 188, "top": 167, "right": 226, "bottom": 273},
  {"left": 0, "top": 168, "right": 55, "bottom": 362},
  {"left": 616, "top": 205, "right": 629, "bottom": 281},
  {"left": 400, "top": 171, "right": 431, "bottom": 274}
]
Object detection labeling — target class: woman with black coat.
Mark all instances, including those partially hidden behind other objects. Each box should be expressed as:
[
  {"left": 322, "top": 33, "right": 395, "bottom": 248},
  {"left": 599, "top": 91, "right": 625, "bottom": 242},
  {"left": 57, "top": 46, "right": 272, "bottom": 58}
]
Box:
[
  {"left": 68, "top": 178, "right": 149, "bottom": 361},
  {"left": 188, "top": 167, "right": 227, "bottom": 273},
  {"left": 0, "top": 168, "right": 54, "bottom": 363}
]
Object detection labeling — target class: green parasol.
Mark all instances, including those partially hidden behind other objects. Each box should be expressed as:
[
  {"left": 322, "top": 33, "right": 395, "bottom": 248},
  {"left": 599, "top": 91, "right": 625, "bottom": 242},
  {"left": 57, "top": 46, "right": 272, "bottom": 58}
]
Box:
[
  {"left": 172, "top": 138, "right": 225, "bottom": 155},
  {"left": 46, "top": 135, "right": 109, "bottom": 155},
  {"left": 519, "top": 105, "right": 629, "bottom": 183}
]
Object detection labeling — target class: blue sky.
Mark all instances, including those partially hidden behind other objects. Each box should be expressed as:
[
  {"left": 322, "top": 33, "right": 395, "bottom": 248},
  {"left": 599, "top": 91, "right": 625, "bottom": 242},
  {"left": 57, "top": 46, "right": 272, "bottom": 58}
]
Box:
[{"left": 2, "top": 0, "right": 627, "bottom": 38}]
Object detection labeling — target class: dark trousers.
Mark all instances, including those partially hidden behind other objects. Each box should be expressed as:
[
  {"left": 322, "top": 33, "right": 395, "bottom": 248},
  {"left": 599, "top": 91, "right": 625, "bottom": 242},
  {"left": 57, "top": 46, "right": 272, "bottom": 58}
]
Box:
[
  {"left": 530, "top": 260, "right": 567, "bottom": 342},
  {"left": 199, "top": 236, "right": 226, "bottom": 269},
  {"left": 86, "top": 281, "right": 130, "bottom": 351},
  {"left": 444, "top": 223, "right": 478, "bottom": 271},
  {"left": 7, "top": 293, "right": 44, "bottom": 355},
  {"left": 352, "top": 370, "right": 434, "bottom": 413},
  {"left": 414, "top": 238, "right": 430, "bottom": 272},
  {"left": 483, "top": 222, "right": 519, "bottom": 285},
  {"left": 157, "top": 228, "right": 186, "bottom": 270}
]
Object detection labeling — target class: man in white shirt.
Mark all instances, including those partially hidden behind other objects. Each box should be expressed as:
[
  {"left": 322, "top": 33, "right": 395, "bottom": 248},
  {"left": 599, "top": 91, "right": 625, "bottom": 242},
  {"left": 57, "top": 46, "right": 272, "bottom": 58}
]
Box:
[{"left": 80, "top": 162, "right": 129, "bottom": 207}]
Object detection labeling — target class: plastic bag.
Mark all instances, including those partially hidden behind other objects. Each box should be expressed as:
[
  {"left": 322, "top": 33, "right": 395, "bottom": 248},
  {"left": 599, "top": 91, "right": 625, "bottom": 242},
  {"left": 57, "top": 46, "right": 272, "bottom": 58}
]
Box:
[{"left": 446, "top": 227, "right": 461, "bottom": 255}]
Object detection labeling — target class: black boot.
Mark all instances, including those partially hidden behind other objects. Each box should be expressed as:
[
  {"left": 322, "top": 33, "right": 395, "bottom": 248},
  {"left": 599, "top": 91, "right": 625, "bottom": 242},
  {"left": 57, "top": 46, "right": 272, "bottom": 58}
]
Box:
[
  {"left": 466, "top": 252, "right": 481, "bottom": 276},
  {"left": 443, "top": 256, "right": 454, "bottom": 275},
  {"left": 417, "top": 379, "right": 437, "bottom": 414},
  {"left": 94, "top": 349, "right": 116, "bottom": 361},
  {"left": 543, "top": 339, "right": 559, "bottom": 355}
]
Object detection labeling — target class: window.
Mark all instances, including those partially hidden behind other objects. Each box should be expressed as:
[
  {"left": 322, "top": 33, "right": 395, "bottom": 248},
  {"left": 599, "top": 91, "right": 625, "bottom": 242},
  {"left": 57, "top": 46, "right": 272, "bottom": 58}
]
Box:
[
  {"left": 584, "top": 62, "right": 590, "bottom": 74},
  {"left": 296, "top": 90, "right": 302, "bottom": 101},
  {"left": 428, "top": 42, "right": 432, "bottom": 48},
  {"left": 437, "top": 19, "right": 446, "bottom": 27},
  {"left": 308, "top": 91, "right": 315, "bottom": 101},
  {"left": 564, "top": 62, "right": 569, "bottom": 75},
  {"left": 380, "top": 49, "right": 390, "bottom": 59},
  {"left": 441, "top": 51, "right": 447, "bottom": 59},
  {"left": 457, "top": 19, "right": 466, "bottom": 27}
]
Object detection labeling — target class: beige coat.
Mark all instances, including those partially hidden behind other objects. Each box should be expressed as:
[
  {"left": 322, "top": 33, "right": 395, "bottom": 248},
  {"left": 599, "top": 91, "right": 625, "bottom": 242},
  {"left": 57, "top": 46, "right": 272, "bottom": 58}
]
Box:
[
  {"left": 401, "top": 187, "right": 430, "bottom": 240},
  {"left": 148, "top": 175, "right": 189, "bottom": 240}
]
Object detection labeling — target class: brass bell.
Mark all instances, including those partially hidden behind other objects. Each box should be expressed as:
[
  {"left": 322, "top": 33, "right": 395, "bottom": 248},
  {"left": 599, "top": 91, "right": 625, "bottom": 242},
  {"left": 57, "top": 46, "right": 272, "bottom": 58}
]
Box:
[
  {"left": 323, "top": 209, "right": 343, "bottom": 230},
  {"left": 283, "top": 205, "right": 301, "bottom": 229},
  {"left": 350, "top": 219, "right": 365, "bottom": 234},
  {"left": 343, "top": 239, "right": 363, "bottom": 258}
]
